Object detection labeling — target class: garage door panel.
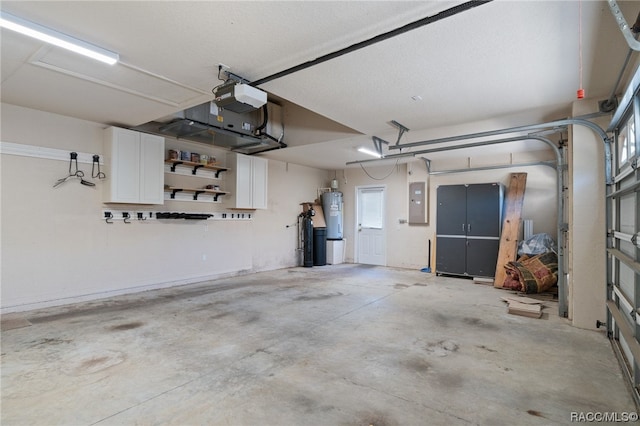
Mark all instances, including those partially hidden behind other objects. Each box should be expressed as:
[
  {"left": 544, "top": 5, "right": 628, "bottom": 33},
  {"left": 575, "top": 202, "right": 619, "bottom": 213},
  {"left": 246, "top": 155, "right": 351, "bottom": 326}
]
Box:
[
  {"left": 619, "top": 194, "right": 635, "bottom": 234},
  {"left": 618, "top": 263, "right": 636, "bottom": 301},
  {"left": 606, "top": 70, "right": 640, "bottom": 406},
  {"left": 620, "top": 239, "right": 636, "bottom": 258}
]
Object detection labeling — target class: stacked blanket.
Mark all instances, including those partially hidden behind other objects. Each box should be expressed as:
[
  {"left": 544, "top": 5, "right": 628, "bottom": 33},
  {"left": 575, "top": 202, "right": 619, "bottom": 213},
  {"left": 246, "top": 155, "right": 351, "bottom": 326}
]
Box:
[{"left": 502, "top": 252, "right": 558, "bottom": 294}]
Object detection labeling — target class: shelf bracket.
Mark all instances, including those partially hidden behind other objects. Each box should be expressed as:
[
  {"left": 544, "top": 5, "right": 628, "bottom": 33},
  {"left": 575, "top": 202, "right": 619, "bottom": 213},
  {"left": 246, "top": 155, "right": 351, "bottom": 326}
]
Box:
[
  {"left": 213, "top": 193, "right": 221, "bottom": 202},
  {"left": 170, "top": 161, "right": 184, "bottom": 172},
  {"left": 192, "top": 164, "right": 205, "bottom": 175},
  {"left": 215, "top": 169, "right": 226, "bottom": 178},
  {"left": 194, "top": 190, "right": 205, "bottom": 201},
  {"left": 170, "top": 188, "right": 183, "bottom": 199}
]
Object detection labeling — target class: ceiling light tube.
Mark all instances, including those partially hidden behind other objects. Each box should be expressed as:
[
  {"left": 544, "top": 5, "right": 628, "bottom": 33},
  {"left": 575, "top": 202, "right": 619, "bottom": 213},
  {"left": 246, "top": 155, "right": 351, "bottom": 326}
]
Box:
[
  {"left": 357, "top": 147, "right": 382, "bottom": 158},
  {"left": 0, "top": 11, "right": 119, "bottom": 65}
]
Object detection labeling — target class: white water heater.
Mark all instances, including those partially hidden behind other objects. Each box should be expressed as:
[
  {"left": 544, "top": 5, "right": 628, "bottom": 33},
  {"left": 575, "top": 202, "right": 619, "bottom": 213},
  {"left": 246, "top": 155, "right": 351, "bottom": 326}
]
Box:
[{"left": 322, "top": 191, "right": 343, "bottom": 240}]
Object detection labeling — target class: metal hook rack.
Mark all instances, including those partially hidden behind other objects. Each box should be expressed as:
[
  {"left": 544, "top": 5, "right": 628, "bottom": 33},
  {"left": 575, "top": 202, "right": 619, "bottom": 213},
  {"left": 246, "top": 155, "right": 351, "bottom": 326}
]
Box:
[
  {"left": 53, "top": 152, "right": 96, "bottom": 188},
  {"left": 101, "top": 209, "right": 253, "bottom": 223}
]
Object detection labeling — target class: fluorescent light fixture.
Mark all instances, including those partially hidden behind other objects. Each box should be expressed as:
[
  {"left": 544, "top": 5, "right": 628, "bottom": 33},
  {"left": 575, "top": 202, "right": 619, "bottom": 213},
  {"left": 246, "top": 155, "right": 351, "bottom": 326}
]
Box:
[
  {"left": 0, "top": 11, "right": 119, "bottom": 65},
  {"left": 358, "top": 147, "right": 382, "bottom": 158}
]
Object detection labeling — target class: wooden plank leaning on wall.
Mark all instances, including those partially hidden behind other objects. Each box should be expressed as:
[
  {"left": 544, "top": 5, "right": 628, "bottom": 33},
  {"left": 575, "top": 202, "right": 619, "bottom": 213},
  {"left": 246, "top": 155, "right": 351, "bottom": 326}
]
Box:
[{"left": 494, "top": 173, "right": 528, "bottom": 288}]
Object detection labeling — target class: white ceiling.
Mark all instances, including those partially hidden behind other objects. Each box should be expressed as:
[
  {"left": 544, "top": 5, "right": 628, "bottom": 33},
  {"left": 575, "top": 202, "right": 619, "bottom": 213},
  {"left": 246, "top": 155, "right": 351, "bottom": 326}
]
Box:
[{"left": 1, "top": 1, "right": 638, "bottom": 170}]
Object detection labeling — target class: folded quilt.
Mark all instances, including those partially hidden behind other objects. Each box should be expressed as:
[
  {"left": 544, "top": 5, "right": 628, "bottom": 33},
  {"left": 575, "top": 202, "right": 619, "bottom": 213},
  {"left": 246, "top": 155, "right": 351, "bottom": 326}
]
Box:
[{"left": 502, "top": 252, "right": 558, "bottom": 294}]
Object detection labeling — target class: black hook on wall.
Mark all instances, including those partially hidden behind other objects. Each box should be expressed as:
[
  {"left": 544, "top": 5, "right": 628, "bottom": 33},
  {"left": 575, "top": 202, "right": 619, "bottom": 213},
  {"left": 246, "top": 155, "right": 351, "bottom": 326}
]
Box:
[
  {"left": 104, "top": 212, "right": 113, "bottom": 224},
  {"left": 92, "top": 155, "right": 106, "bottom": 179},
  {"left": 122, "top": 212, "right": 131, "bottom": 224}
]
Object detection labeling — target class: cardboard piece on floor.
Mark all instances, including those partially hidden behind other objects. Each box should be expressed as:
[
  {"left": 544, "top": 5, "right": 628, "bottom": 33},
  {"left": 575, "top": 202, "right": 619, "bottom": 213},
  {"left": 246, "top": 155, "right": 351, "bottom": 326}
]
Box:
[
  {"left": 501, "top": 295, "right": 545, "bottom": 305},
  {"left": 501, "top": 295, "right": 544, "bottom": 319},
  {"left": 507, "top": 300, "right": 542, "bottom": 318}
]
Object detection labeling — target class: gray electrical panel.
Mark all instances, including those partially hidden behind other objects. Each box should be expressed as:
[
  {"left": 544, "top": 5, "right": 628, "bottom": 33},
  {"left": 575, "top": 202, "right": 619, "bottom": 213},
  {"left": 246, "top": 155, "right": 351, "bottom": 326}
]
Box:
[{"left": 409, "top": 182, "right": 427, "bottom": 224}]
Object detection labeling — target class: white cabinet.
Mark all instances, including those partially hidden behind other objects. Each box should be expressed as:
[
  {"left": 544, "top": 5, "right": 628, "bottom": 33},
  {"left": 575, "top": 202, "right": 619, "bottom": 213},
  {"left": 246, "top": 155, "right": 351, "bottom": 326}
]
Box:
[
  {"left": 227, "top": 152, "right": 267, "bottom": 209},
  {"left": 103, "top": 127, "right": 165, "bottom": 204}
]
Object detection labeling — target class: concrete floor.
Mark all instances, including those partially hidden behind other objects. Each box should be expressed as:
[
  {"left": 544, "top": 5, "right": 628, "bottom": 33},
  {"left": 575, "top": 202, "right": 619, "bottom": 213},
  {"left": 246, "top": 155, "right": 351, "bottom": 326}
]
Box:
[{"left": 1, "top": 264, "right": 636, "bottom": 425}]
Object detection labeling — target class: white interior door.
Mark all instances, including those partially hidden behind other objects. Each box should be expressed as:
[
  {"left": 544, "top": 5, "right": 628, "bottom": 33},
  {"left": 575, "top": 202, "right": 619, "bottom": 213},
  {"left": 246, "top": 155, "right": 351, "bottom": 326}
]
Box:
[{"left": 357, "top": 186, "right": 386, "bottom": 265}]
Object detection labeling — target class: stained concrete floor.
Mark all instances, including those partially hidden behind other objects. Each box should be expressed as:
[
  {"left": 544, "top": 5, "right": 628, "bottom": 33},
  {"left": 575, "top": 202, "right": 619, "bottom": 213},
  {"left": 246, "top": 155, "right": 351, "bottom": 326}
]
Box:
[{"left": 1, "top": 264, "right": 636, "bottom": 425}]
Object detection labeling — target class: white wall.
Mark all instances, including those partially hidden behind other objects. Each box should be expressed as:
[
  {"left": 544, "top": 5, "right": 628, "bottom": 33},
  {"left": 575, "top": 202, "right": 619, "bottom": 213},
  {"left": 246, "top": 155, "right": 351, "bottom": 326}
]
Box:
[
  {"left": 0, "top": 103, "right": 329, "bottom": 312},
  {"left": 567, "top": 99, "right": 608, "bottom": 329}
]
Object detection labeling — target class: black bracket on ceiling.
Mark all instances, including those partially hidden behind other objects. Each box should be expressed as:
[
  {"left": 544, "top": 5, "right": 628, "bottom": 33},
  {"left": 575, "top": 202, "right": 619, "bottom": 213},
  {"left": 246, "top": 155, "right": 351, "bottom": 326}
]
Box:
[
  {"left": 418, "top": 157, "right": 431, "bottom": 173},
  {"left": 372, "top": 136, "right": 389, "bottom": 157},
  {"left": 390, "top": 120, "right": 410, "bottom": 146}
]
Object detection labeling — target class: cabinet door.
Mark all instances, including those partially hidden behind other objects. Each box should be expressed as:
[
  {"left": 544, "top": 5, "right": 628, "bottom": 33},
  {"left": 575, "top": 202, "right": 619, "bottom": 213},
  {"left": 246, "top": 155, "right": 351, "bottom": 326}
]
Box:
[
  {"left": 106, "top": 127, "right": 140, "bottom": 203},
  {"left": 251, "top": 156, "right": 268, "bottom": 209},
  {"left": 466, "top": 183, "right": 501, "bottom": 237},
  {"left": 139, "top": 133, "right": 165, "bottom": 204},
  {"left": 235, "top": 153, "right": 253, "bottom": 208},
  {"left": 436, "top": 185, "right": 467, "bottom": 236},
  {"left": 466, "top": 239, "right": 500, "bottom": 277},
  {"left": 228, "top": 153, "right": 268, "bottom": 209},
  {"left": 104, "top": 127, "right": 165, "bottom": 204},
  {"left": 436, "top": 237, "right": 466, "bottom": 275}
]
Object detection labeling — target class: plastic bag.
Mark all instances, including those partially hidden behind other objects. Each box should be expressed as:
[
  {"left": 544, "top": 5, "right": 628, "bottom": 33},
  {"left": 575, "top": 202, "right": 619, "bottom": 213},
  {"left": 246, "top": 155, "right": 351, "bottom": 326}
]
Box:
[{"left": 518, "top": 233, "right": 556, "bottom": 256}]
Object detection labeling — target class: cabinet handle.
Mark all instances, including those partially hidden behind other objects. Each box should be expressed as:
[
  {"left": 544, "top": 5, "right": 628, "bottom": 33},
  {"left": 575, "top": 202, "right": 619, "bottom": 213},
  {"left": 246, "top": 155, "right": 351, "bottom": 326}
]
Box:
[
  {"left": 462, "top": 224, "right": 465, "bottom": 232},
  {"left": 468, "top": 223, "right": 471, "bottom": 232}
]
